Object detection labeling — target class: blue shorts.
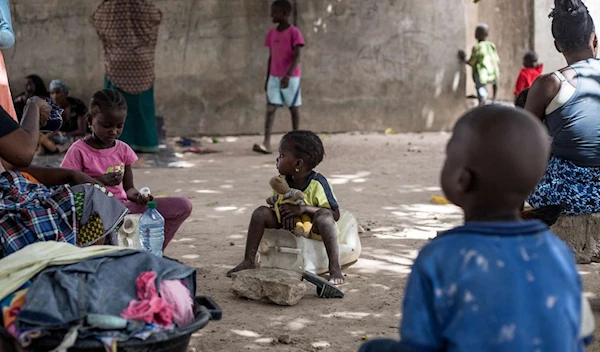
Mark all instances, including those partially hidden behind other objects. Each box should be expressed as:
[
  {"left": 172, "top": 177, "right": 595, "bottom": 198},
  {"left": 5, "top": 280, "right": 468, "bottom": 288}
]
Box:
[
  {"left": 473, "top": 72, "right": 488, "bottom": 100},
  {"left": 267, "top": 76, "right": 301, "bottom": 107},
  {"left": 473, "top": 72, "right": 498, "bottom": 100}
]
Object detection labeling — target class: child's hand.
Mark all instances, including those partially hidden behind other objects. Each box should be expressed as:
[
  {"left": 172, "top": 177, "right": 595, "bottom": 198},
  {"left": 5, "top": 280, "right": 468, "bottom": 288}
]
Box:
[
  {"left": 280, "top": 204, "right": 303, "bottom": 231},
  {"left": 97, "top": 172, "right": 123, "bottom": 186},
  {"left": 280, "top": 204, "right": 303, "bottom": 218},
  {"left": 136, "top": 193, "right": 154, "bottom": 205},
  {"left": 280, "top": 76, "right": 290, "bottom": 89},
  {"left": 458, "top": 50, "right": 467, "bottom": 61}
]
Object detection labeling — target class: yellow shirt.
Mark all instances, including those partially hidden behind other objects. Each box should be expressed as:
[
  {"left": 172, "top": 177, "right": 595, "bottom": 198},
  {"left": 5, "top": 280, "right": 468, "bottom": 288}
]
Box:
[{"left": 282, "top": 172, "right": 339, "bottom": 210}]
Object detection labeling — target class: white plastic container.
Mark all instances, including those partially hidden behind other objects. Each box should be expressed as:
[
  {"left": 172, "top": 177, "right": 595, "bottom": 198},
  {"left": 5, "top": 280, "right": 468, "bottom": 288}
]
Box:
[
  {"left": 257, "top": 210, "right": 361, "bottom": 274},
  {"left": 118, "top": 214, "right": 142, "bottom": 249}
]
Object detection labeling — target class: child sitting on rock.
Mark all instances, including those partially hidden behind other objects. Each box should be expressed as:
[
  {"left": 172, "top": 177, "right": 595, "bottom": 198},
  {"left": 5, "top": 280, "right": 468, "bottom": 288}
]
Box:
[
  {"left": 228, "top": 130, "right": 344, "bottom": 284},
  {"left": 359, "top": 105, "right": 593, "bottom": 351}
]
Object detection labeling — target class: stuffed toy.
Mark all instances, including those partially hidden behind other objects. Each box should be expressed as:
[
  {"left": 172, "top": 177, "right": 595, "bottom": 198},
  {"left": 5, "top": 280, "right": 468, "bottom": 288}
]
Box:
[{"left": 267, "top": 176, "right": 313, "bottom": 237}]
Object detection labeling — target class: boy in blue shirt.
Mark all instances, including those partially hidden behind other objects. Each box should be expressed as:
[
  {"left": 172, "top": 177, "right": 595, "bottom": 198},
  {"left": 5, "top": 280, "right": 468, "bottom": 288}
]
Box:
[{"left": 359, "top": 105, "right": 593, "bottom": 352}]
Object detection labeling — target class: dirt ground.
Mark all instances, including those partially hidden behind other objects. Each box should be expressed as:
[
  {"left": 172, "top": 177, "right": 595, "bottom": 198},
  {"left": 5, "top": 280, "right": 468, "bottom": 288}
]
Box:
[{"left": 132, "top": 133, "right": 600, "bottom": 352}]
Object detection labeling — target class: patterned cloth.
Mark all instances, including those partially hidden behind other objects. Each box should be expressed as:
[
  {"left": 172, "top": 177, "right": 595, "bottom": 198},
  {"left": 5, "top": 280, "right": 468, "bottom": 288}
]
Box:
[
  {"left": 90, "top": 0, "right": 162, "bottom": 95},
  {"left": 1, "top": 282, "right": 29, "bottom": 339},
  {"left": 74, "top": 192, "right": 105, "bottom": 246},
  {"left": 74, "top": 184, "right": 121, "bottom": 246},
  {"left": 41, "top": 97, "right": 64, "bottom": 132},
  {"left": 71, "top": 183, "right": 126, "bottom": 247},
  {"left": 0, "top": 172, "right": 127, "bottom": 257},
  {"left": 0, "top": 171, "right": 77, "bottom": 257},
  {"left": 528, "top": 156, "right": 600, "bottom": 215}
]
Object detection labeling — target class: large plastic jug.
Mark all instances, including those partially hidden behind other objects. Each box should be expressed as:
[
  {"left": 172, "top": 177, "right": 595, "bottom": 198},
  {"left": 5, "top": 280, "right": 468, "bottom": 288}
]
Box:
[
  {"left": 257, "top": 210, "right": 361, "bottom": 274},
  {"left": 118, "top": 214, "right": 142, "bottom": 249}
]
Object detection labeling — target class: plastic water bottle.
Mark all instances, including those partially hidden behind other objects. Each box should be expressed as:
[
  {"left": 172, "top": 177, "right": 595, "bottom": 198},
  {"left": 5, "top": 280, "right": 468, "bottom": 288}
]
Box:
[{"left": 139, "top": 201, "right": 165, "bottom": 257}]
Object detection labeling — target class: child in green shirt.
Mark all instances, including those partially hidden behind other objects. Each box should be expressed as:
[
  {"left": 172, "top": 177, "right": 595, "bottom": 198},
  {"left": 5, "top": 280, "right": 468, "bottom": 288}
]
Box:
[{"left": 459, "top": 23, "right": 500, "bottom": 106}]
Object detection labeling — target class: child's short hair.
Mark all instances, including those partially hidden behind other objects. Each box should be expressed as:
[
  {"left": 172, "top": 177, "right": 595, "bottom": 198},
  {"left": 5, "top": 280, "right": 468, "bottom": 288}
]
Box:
[
  {"left": 272, "top": 0, "right": 292, "bottom": 14},
  {"left": 523, "top": 51, "right": 538, "bottom": 68},
  {"left": 475, "top": 23, "right": 489, "bottom": 39},
  {"left": 88, "top": 89, "right": 127, "bottom": 118},
  {"left": 282, "top": 130, "right": 325, "bottom": 169},
  {"left": 476, "top": 23, "right": 489, "bottom": 32},
  {"left": 515, "top": 88, "right": 530, "bottom": 108}
]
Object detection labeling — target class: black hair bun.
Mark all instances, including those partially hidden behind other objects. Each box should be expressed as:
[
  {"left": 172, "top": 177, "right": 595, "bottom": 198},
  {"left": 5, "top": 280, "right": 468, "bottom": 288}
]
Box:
[{"left": 551, "top": 0, "right": 587, "bottom": 18}]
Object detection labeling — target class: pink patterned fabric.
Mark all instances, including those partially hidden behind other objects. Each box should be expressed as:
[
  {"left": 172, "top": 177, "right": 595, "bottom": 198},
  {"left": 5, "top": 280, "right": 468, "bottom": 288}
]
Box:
[{"left": 90, "top": 0, "right": 162, "bottom": 94}]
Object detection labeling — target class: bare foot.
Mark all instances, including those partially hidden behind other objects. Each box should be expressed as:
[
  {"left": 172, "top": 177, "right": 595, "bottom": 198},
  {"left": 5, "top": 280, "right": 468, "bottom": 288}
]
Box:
[
  {"left": 226, "top": 259, "right": 256, "bottom": 277},
  {"left": 329, "top": 267, "right": 345, "bottom": 285}
]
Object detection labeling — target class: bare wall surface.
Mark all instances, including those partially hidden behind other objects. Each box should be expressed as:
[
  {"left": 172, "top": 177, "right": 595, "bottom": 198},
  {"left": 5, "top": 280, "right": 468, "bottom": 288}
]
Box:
[{"left": 5, "top": 0, "right": 467, "bottom": 136}]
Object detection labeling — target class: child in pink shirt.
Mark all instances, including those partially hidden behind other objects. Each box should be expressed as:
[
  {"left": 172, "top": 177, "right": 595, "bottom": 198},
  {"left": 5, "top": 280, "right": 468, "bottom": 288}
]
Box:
[
  {"left": 61, "top": 89, "right": 192, "bottom": 249},
  {"left": 252, "top": 0, "right": 305, "bottom": 155}
]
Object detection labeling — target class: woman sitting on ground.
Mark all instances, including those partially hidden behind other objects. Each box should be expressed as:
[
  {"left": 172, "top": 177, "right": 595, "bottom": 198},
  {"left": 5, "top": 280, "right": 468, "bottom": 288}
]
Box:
[
  {"left": 525, "top": 0, "right": 600, "bottom": 217},
  {"left": 0, "top": 96, "right": 127, "bottom": 258},
  {"left": 37, "top": 80, "right": 89, "bottom": 155},
  {"left": 49, "top": 79, "right": 88, "bottom": 138},
  {"left": 13, "top": 74, "right": 48, "bottom": 122}
]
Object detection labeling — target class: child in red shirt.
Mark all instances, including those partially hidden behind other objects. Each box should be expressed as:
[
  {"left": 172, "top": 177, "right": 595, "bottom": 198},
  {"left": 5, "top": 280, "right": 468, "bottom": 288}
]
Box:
[{"left": 515, "top": 51, "right": 543, "bottom": 96}]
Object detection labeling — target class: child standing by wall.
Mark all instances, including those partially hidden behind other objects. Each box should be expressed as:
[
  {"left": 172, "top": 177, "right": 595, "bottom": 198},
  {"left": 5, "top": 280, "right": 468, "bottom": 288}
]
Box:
[
  {"left": 514, "top": 51, "right": 543, "bottom": 96},
  {"left": 61, "top": 89, "right": 192, "bottom": 249},
  {"left": 233, "top": 130, "right": 344, "bottom": 284},
  {"left": 359, "top": 105, "right": 593, "bottom": 351},
  {"left": 459, "top": 24, "right": 500, "bottom": 106},
  {"left": 252, "top": 0, "right": 305, "bottom": 155}
]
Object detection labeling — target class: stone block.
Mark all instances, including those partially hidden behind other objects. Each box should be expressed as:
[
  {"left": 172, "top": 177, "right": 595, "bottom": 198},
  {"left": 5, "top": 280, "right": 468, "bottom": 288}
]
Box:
[
  {"left": 551, "top": 214, "right": 600, "bottom": 264},
  {"left": 231, "top": 268, "right": 307, "bottom": 306}
]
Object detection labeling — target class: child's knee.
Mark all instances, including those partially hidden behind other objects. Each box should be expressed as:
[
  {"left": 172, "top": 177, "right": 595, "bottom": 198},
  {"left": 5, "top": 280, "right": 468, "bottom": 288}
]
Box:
[
  {"left": 313, "top": 209, "right": 335, "bottom": 226},
  {"left": 179, "top": 197, "right": 193, "bottom": 218},
  {"left": 251, "top": 206, "right": 274, "bottom": 223}
]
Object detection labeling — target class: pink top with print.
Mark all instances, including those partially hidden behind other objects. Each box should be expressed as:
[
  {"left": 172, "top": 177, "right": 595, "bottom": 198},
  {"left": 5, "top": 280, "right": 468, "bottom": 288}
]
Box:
[
  {"left": 61, "top": 139, "right": 138, "bottom": 201},
  {"left": 265, "top": 25, "right": 305, "bottom": 77}
]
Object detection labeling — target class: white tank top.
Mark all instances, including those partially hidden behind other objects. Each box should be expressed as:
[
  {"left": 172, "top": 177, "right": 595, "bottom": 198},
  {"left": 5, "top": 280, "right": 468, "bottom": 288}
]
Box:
[{"left": 545, "top": 71, "right": 577, "bottom": 115}]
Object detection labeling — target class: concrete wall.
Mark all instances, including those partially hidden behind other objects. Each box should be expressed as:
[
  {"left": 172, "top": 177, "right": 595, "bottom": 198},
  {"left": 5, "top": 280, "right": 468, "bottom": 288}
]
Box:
[{"left": 5, "top": 0, "right": 467, "bottom": 136}]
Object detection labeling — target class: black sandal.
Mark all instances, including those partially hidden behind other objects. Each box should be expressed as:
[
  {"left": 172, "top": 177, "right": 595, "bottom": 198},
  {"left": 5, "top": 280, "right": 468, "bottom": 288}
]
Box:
[{"left": 302, "top": 271, "right": 344, "bottom": 299}]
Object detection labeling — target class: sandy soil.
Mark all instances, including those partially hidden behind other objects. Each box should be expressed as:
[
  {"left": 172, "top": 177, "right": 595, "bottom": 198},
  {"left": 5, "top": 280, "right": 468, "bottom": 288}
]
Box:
[{"left": 132, "top": 133, "right": 600, "bottom": 352}]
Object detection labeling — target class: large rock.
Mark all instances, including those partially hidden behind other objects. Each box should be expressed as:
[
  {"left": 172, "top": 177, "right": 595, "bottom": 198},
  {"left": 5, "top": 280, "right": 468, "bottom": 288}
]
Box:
[
  {"left": 231, "top": 268, "right": 307, "bottom": 306},
  {"left": 551, "top": 214, "right": 600, "bottom": 264}
]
